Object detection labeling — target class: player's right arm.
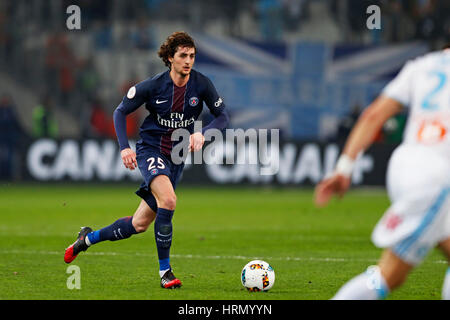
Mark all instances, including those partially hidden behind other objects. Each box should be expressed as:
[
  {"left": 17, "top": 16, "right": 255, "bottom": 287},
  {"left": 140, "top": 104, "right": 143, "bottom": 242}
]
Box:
[
  {"left": 341, "top": 96, "right": 403, "bottom": 160},
  {"left": 113, "top": 79, "right": 150, "bottom": 170},
  {"left": 315, "top": 59, "right": 416, "bottom": 207},
  {"left": 314, "top": 96, "right": 403, "bottom": 207}
]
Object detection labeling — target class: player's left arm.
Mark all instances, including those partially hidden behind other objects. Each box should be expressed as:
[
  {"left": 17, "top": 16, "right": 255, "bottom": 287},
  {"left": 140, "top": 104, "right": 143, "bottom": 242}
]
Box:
[{"left": 190, "top": 76, "right": 230, "bottom": 151}]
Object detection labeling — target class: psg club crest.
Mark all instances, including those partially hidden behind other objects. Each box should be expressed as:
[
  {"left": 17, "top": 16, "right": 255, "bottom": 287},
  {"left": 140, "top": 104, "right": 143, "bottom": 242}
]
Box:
[
  {"left": 189, "top": 97, "right": 199, "bottom": 107},
  {"left": 150, "top": 169, "right": 158, "bottom": 175}
]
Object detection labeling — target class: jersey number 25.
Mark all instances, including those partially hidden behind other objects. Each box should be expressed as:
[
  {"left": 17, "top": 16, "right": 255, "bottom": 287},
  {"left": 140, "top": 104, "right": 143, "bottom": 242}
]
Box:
[{"left": 147, "top": 157, "right": 166, "bottom": 171}]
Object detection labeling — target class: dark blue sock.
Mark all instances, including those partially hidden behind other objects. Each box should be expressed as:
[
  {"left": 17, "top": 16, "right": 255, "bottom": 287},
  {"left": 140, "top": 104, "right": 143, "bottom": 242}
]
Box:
[
  {"left": 154, "top": 208, "right": 174, "bottom": 270},
  {"left": 87, "top": 216, "right": 138, "bottom": 245}
]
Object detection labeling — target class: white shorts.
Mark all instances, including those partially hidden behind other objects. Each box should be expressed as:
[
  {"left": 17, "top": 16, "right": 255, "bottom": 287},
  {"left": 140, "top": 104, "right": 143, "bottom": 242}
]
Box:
[{"left": 371, "top": 144, "right": 450, "bottom": 265}]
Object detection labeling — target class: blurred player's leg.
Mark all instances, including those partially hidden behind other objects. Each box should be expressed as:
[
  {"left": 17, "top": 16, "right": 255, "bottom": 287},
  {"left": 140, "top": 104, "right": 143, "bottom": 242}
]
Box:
[
  {"left": 150, "top": 175, "right": 181, "bottom": 288},
  {"left": 377, "top": 249, "right": 413, "bottom": 289},
  {"left": 442, "top": 267, "right": 450, "bottom": 300},
  {"left": 438, "top": 238, "right": 450, "bottom": 300},
  {"left": 331, "top": 271, "right": 387, "bottom": 300},
  {"left": 332, "top": 249, "right": 412, "bottom": 300}
]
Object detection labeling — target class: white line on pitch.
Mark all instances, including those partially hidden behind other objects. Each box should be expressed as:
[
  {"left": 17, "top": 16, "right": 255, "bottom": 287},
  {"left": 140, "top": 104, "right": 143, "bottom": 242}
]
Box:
[{"left": 0, "top": 249, "right": 447, "bottom": 265}]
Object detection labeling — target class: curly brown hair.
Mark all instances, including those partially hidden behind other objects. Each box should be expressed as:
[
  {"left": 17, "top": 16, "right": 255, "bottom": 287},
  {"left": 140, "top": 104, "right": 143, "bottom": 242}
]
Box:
[{"left": 158, "top": 31, "right": 196, "bottom": 68}]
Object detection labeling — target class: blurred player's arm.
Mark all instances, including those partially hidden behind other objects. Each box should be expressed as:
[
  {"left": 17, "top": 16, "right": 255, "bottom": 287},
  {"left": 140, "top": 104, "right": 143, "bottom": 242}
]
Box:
[
  {"left": 342, "top": 96, "right": 403, "bottom": 159},
  {"left": 315, "top": 96, "right": 403, "bottom": 207},
  {"left": 113, "top": 80, "right": 150, "bottom": 170}
]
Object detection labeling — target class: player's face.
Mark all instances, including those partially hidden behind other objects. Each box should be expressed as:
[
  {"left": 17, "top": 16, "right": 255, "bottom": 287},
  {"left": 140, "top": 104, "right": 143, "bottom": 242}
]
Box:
[{"left": 169, "top": 46, "right": 195, "bottom": 77}]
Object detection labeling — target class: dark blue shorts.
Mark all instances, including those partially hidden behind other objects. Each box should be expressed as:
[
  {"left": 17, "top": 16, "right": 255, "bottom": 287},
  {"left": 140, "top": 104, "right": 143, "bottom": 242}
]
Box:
[{"left": 134, "top": 142, "right": 184, "bottom": 212}]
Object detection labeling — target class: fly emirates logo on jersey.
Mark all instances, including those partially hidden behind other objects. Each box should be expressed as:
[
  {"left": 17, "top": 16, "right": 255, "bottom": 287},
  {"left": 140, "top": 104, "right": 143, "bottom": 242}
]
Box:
[{"left": 157, "top": 112, "right": 195, "bottom": 129}]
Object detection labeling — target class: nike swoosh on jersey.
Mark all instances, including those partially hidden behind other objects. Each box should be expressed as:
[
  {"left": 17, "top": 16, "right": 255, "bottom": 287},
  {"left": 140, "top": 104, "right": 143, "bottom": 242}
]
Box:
[{"left": 156, "top": 99, "right": 168, "bottom": 104}]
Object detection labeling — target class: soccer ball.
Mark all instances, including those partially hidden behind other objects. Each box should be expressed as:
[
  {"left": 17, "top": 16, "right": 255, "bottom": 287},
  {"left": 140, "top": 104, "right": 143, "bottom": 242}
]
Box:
[{"left": 241, "top": 260, "right": 275, "bottom": 292}]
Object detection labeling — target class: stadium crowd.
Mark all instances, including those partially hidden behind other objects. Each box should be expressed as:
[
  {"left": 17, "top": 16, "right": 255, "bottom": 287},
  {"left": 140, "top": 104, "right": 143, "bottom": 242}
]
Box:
[{"left": 0, "top": 0, "right": 449, "bottom": 181}]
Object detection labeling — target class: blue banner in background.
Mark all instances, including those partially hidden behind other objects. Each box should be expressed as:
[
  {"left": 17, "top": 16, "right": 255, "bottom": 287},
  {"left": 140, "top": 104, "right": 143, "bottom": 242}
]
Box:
[
  {"left": 203, "top": 70, "right": 386, "bottom": 140},
  {"left": 194, "top": 36, "right": 429, "bottom": 140},
  {"left": 292, "top": 42, "right": 329, "bottom": 77}
]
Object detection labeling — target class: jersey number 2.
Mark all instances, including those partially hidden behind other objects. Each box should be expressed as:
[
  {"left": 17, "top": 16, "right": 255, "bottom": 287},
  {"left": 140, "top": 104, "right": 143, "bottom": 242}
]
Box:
[{"left": 421, "top": 71, "right": 447, "bottom": 110}]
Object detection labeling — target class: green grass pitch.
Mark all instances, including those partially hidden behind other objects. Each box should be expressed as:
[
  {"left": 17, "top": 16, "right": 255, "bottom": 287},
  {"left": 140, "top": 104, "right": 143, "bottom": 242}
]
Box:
[{"left": 0, "top": 183, "right": 447, "bottom": 300}]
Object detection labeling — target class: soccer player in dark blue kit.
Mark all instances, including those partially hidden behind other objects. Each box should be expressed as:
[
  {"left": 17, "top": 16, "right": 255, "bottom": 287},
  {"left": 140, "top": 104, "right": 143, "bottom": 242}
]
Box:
[{"left": 64, "top": 31, "right": 229, "bottom": 289}]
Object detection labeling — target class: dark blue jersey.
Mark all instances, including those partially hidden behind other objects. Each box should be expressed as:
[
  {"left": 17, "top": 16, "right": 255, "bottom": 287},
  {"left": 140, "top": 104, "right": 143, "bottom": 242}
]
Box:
[{"left": 113, "top": 69, "right": 229, "bottom": 156}]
